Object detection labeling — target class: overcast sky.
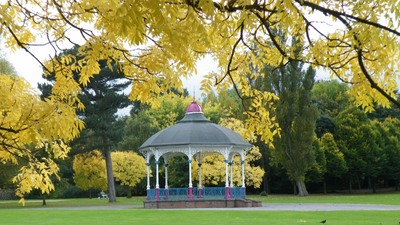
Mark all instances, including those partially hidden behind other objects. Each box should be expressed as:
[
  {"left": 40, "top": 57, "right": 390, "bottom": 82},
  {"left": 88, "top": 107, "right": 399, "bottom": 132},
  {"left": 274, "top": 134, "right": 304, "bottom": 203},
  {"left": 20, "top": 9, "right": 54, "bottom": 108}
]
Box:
[{"left": 5, "top": 46, "right": 218, "bottom": 98}]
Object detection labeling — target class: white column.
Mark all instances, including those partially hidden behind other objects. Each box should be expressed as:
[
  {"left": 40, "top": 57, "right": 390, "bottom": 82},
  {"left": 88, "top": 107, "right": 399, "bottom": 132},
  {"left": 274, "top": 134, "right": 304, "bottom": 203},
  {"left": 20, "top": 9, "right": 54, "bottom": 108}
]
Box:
[
  {"left": 155, "top": 160, "right": 160, "bottom": 188},
  {"left": 198, "top": 153, "right": 202, "bottom": 189},
  {"left": 229, "top": 161, "right": 233, "bottom": 187},
  {"left": 146, "top": 163, "right": 150, "bottom": 190},
  {"left": 224, "top": 159, "right": 229, "bottom": 187},
  {"left": 165, "top": 162, "right": 169, "bottom": 189},
  {"left": 188, "top": 159, "right": 193, "bottom": 188},
  {"left": 198, "top": 162, "right": 202, "bottom": 188},
  {"left": 241, "top": 159, "right": 245, "bottom": 188}
]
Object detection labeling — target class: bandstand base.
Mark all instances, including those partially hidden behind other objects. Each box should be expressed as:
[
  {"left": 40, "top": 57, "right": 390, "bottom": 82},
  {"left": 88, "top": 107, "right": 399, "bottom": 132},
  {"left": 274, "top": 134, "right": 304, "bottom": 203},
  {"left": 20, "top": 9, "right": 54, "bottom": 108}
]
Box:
[{"left": 143, "top": 199, "right": 262, "bottom": 209}]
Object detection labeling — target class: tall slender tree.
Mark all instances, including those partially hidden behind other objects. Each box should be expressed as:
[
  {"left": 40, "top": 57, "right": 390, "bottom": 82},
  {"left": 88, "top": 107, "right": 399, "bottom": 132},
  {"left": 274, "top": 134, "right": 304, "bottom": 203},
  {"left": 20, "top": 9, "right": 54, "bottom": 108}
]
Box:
[{"left": 251, "top": 36, "right": 319, "bottom": 195}]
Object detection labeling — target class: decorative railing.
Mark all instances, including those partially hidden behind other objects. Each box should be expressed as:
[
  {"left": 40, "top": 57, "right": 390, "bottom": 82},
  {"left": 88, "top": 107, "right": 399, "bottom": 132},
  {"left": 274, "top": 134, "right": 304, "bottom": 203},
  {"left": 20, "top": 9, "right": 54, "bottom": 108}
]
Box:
[{"left": 146, "top": 187, "right": 246, "bottom": 201}]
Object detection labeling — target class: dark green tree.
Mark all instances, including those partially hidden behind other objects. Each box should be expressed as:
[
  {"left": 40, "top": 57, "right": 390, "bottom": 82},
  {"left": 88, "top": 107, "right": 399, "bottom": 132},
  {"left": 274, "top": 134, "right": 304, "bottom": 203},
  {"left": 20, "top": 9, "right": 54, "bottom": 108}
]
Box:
[
  {"left": 368, "top": 94, "right": 400, "bottom": 121},
  {"left": 306, "top": 137, "right": 327, "bottom": 192},
  {"left": 335, "top": 107, "right": 385, "bottom": 193},
  {"left": 257, "top": 61, "right": 318, "bottom": 196},
  {"left": 312, "top": 80, "right": 350, "bottom": 118},
  {"left": 320, "top": 133, "right": 347, "bottom": 193},
  {"left": 373, "top": 118, "right": 400, "bottom": 190},
  {"left": 0, "top": 56, "right": 17, "bottom": 75},
  {"left": 118, "top": 111, "right": 158, "bottom": 151},
  {"left": 312, "top": 80, "right": 350, "bottom": 138},
  {"left": 39, "top": 46, "right": 130, "bottom": 202}
]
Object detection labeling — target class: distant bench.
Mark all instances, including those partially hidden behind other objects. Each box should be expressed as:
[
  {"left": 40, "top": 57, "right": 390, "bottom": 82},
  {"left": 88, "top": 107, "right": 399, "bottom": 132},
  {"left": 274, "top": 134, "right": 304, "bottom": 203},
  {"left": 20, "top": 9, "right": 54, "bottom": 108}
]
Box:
[{"left": 98, "top": 192, "right": 108, "bottom": 199}]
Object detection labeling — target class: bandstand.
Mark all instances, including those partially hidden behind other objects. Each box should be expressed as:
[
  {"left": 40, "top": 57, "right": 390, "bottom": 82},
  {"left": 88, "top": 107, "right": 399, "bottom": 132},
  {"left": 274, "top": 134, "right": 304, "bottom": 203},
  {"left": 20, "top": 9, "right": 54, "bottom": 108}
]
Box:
[{"left": 139, "top": 101, "right": 261, "bottom": 208}]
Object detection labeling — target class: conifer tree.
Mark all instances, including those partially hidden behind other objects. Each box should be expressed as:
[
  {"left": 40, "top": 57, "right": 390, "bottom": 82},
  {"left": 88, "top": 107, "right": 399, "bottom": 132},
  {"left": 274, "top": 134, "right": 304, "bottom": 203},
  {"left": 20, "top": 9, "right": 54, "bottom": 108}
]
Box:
[{"left": 39, "top": 46, "right": 130, "bottom": 202}]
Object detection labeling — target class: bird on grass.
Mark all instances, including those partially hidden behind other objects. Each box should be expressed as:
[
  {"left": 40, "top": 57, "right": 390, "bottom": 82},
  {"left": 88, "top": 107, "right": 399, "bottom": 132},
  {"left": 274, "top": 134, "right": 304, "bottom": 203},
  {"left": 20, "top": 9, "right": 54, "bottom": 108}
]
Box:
[{"left": 320, "top": 219, "right": 326, "bottom": 224}]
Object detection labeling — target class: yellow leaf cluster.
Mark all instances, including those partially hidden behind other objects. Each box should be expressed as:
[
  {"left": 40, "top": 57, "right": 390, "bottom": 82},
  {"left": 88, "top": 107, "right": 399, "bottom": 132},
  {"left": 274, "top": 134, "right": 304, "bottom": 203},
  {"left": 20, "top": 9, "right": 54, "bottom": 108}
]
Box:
[
  {"left": 73, "top": 150, "right": 147, "bottom": 190},
  {"left": 111, "top": 151, "right": 147, "bottom": 188},
  {"left": 191, "top": 151, "right": 265, "bottom": 188},
  {"left": 73, "top": 150, "right": 107, "bottom": 191},
  {"left": 0, "top": 74, "right": 83, "bottom": 204}
]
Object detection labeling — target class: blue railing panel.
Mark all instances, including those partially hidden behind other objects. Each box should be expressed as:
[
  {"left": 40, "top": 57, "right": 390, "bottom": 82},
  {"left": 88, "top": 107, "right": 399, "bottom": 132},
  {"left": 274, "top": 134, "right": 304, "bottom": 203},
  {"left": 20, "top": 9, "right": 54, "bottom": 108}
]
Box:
[
  {"left": 147, "top": 189, "right": 156, "bottom": 200},
  {"left": 146, "top": 187, "right": 246, "bottom": 200},
  {"left": 202, "top": 187, "right": 225, "bottom": 199},
  {"left": 166, "top": 188, "right": 188, "bottom": 200},
  {"left": 229, "top": 187, "right": 245, "bottom": 199}
]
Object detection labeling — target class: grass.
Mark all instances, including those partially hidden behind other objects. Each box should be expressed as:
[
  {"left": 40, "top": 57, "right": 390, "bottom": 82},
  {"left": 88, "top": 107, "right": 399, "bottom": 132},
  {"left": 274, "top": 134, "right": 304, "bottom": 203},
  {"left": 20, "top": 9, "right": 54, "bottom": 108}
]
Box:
[
  {"left": 249, "top": 192, "right": 400, "bottom": 205},
  {"left": 0, "top": 209, "right": 399, "bottom": 225},
  {"left": 0, "top": 197, "right": 145, "bottom": 208},
  {"left": 0, "top": 193, "right": 399, "bottom": 225}
]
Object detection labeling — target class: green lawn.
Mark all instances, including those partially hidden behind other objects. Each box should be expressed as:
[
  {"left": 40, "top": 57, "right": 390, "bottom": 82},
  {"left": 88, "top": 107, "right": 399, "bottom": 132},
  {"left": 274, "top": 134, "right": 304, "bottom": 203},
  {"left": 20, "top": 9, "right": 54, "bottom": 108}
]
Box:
[
  {"left": 1, "top": 193, "right": 399, "bottom": 225},
  {"left": 0, "top": 209, "right": 398, "bottom": 225},
  {"left": 249, "top": 192, "right": 400, "bottom": 205},
  {"left": 0, "top": 196, "right": 145, "bottom": 208}
]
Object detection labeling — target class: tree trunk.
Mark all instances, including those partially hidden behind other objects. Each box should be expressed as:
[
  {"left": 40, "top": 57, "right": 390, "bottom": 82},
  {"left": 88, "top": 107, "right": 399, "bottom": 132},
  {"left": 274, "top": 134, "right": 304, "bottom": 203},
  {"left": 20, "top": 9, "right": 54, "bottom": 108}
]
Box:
[
  {"left": 42, "top": 195, "right": 46, "bottom": 206},
  {"left": 333, "top": 178, "right": 337, "bottom": 193},
  {"left": 356, "top": 176, "right": 361, "bottom": 190},
  {"left": 105, "top": 149, "right": 117, "bottom": 203},
  {"left": 89, "top": 189, "right": 92, "bottom": 199},
  {"left": 323, "top": 180, "right": 327, "bottom": 194},
  {"left": 293, "top": 182, "right": 298, "bottom": 195},
  {"left": 368, "top": 177, "right": 372, "bottom": 190},
  {"left": 262, "top": 169, "right": 269, "bottom": 195},
  {"left": 372, "top": 178, "right": 377, "bottom": 193},
  {"left": 348, "top": 177, "right": 353, "bottom": 193},
  {"left": 126, "top": 186, "right": 132, "bottom": 198},
  {"left": 296, "top": 179, "right": 309, "bottom": 196}
]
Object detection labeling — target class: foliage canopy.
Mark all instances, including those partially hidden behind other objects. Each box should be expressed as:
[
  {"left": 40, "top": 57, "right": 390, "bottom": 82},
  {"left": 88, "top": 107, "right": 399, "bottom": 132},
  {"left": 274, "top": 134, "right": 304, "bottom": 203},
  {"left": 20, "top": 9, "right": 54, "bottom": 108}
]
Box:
[
  {"left": 1, "top": 0, "right": 398, "bottom": 144},
  {"left": 0, "top": 74, "right": 83, "bottom": 204}
]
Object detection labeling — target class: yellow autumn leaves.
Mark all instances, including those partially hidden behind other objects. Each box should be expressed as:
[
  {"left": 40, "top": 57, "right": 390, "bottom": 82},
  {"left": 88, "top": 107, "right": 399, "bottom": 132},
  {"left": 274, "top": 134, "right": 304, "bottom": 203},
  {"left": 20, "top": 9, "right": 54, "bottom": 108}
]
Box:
[
  {"left": 73, "top": 150, "right": 147, "bottom": 191},
  {"left": 0, "top": 0, "right": 399, "bottom": 203},
  {"left": 0, "top": 74, "right": 84, "bottom": 205}
]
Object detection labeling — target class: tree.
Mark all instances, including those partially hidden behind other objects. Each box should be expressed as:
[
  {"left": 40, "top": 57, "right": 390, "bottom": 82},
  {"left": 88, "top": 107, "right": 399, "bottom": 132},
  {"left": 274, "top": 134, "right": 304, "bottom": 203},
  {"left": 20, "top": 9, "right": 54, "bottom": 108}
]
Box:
[
  {"left": 111, "top": 151, "right": 146, "bottom": 197},
  {"left": 320, "top": 133, "right": 347, "bottom": 193},
  {"left": 0, "top": 74, "right": 83, "bottom": 204},
  {"left": 0, "top": 55, "right": 17, "bottom": 75},
  {"left": 373, "top": 118, "right": 400, "bottom": 190},
  {"left": 2, "top": 1, "right": 398, "bottom": 153},
  {"left": 335, "top": 107, "right": 385, "bottom": 193},
  {"left": 306, "top": 137, "right": 327, "bottom": 192},
  {"left": 312, "top": 80, "right": 350, "bottom": 118},
  {"left": 72, "top": 150, "right": 107, "bottom": 198},
  {"left": 368, "top": 94, "right": 400, "bottom": 121},
  {"left": 40, "top": 46, "right": 130, "bottom": 203},
  {"left": 0, "top": 56, "right": 19, "bottom": 191},
  {"left": 312, "top": 80, "right": 350, "bottom": 138},
  {"left": 2, "top": 0, "right": 399, "bottom": 199},
  {"left": 118, "top": 111, "right": 158, "bottom": 151},
  {"left": 252, "top": 44, "right": 319, "bottom": 196}
]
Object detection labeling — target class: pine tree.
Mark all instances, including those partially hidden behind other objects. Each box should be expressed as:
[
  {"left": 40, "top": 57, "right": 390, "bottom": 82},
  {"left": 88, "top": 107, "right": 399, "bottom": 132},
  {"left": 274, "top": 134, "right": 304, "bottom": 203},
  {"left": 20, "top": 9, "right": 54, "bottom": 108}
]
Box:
[{"left": 39, "top": 46, "right": 130, "bottom": 203}]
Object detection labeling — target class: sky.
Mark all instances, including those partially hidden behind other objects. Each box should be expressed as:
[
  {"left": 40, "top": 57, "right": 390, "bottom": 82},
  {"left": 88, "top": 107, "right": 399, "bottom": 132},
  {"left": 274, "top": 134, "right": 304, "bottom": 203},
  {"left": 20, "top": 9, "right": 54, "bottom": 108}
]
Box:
[{"left": 5, "top": 46, "right": 217, "bottom": 98}]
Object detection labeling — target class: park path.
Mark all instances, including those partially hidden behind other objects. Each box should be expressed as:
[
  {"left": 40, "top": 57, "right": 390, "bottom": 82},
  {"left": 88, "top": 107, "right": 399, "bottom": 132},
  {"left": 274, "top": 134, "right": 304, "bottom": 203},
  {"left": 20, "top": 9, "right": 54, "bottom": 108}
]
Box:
[
  {"left": 14, "top": 203, "right": 400, "bottom": 211},
  {"left": 224, "top": 203, "right": 400, "bottom": 211}
]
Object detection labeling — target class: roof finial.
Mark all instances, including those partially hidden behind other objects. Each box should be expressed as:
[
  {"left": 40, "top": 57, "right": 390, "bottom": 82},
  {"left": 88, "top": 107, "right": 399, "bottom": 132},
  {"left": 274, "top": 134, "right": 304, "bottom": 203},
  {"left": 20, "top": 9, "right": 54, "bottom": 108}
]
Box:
[{"left": 193, "top": 87, "right": 196, "bottom": 101}]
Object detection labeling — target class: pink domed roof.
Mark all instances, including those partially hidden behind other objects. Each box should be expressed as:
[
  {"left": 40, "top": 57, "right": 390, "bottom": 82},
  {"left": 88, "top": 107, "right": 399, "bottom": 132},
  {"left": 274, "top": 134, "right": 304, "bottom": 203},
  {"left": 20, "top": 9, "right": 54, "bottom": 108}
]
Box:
[{"left": 185, "top": 100, "right": 203, "bottom": 113}]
